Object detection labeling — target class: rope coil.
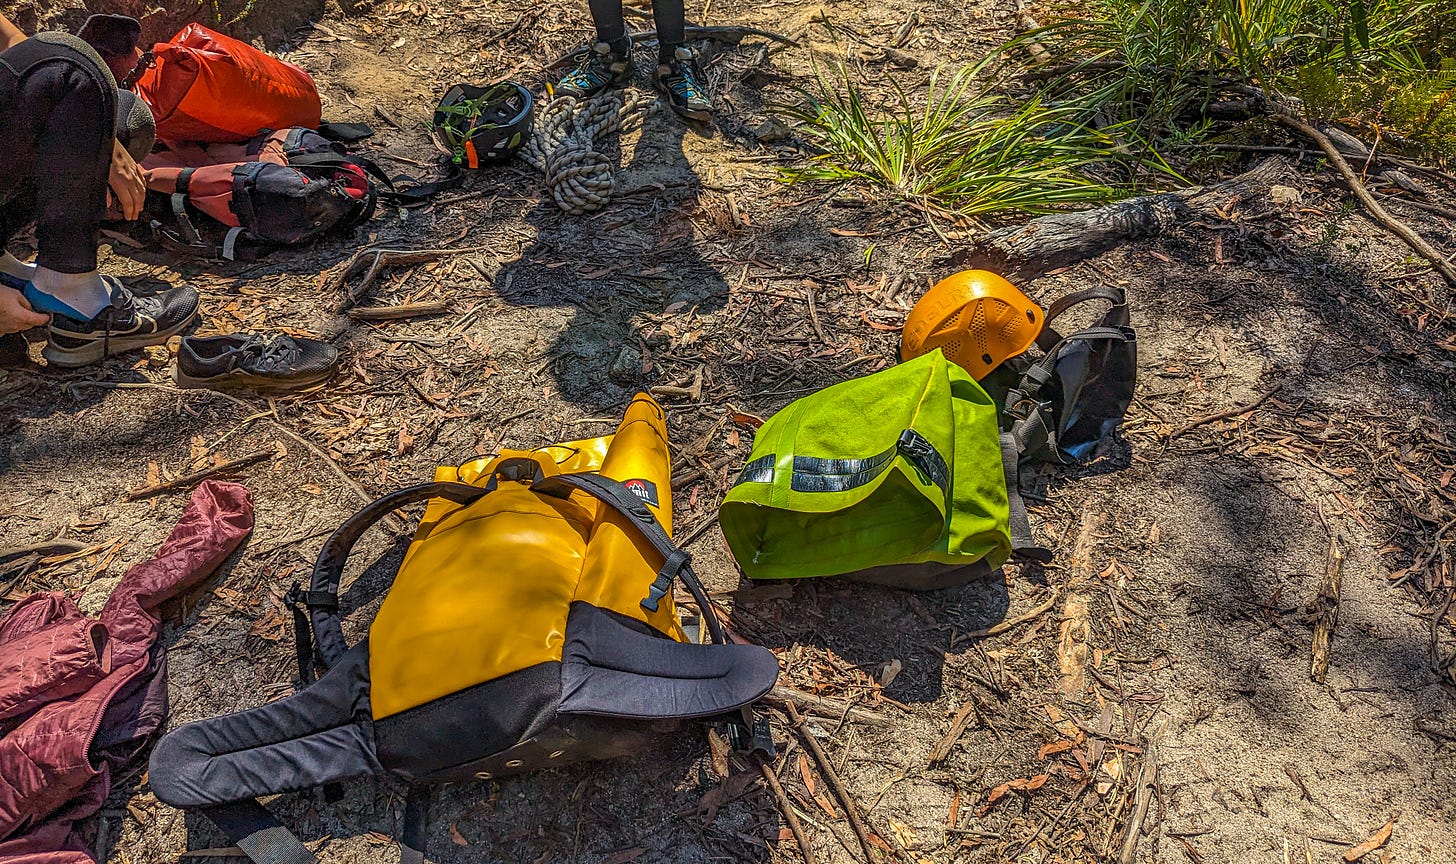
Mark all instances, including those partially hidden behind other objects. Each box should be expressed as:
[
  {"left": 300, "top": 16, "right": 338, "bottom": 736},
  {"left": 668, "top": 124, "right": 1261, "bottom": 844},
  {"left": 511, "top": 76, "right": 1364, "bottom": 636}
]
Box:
[{"left": 520, "top": 91, "right": 648, "bottom": 215}]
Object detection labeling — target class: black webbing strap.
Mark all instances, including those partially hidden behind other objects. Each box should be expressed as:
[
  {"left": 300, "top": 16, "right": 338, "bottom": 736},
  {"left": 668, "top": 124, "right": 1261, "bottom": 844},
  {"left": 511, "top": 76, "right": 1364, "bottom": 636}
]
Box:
[
  {"left": 999, "top": 432, "right": 1052, "bottom": 563},
  {"left": 308, "top": 482, "right": 489, "bottom": 669},
  {"left": 203, "top": 788, "right": 427, "bottom": 864},
  {"left": 1035, "top": 286, "right": 1128, "bottom": 353},
  {"left": 170, "top": 167, "right": 204, "bottom": 247},
  {"left": 398, "top": 785, "right": 430, "bottom": 864},
  {"left": 287, "top": 151, "right": 464, "bottom": 203},
  {"left": 534, "top": 471, "right": 726, "bottom": 645},
  {"left": 230, "top": 162, "right": 268, "bottom": 229},
  {"left": 202, "top": 801, "right": 318, "bottom": 864}
]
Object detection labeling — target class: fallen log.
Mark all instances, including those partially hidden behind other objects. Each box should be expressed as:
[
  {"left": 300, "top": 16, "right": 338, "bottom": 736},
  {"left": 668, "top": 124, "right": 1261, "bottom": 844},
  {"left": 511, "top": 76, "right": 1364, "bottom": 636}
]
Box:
[{"left": 952, "top": 157, "right": 1299, "bottom": 281}]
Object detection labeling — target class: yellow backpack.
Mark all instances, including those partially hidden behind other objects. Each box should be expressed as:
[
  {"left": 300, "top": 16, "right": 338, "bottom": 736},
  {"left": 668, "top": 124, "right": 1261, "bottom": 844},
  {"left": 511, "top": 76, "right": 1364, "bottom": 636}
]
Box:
[{"left": 149, "top": 394, "right": 779, "bottom": 864}]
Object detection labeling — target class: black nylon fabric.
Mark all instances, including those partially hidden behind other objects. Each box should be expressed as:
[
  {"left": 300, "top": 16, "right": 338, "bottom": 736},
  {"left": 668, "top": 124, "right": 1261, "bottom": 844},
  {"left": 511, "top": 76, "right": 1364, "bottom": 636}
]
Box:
[
  {"left": 557, "top": 603, "right": 778, "bottom": 721},
  {"left": 373, "top": 661, "right": 561, "bottom": 782},
  {"left": 148, "top": 644, "right": 380, "bottom": 808}
]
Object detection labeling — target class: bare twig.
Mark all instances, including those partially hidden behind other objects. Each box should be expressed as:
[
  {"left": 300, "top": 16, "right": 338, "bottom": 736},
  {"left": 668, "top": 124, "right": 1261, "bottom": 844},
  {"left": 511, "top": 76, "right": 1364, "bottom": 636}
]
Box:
[
  {"left": 786, "top": 703, "right": 891, "bottom": 863},
  {"left": 0, "top": 540, "right": 88, "bottom": 561},
  {"left": 1308, "top": 535, "right": 1345, "bottom": 683},
  {"left": 1167, "top": 384, "right": 1282, "bottom": 439},
  {"left": 1118, "top": 732, "right": 1160, "bottom": 864},
  {"left": 758, "top": 755, "right": 820, "bottom": 864},
  {"left": 766, "top": 687, "right": 895, "bottom": 728},
  {"left": 957, "top": 589, "right": 1062, "bottom": 641},
  {"left": 123, "top": 449, "right": 277, "bottom": 500},
  {"left": 1276, "top": 113, "right": 1456, "bottom": 287},
  {"left": 348, "top": 301, "right": 451, "bottom": 321}
]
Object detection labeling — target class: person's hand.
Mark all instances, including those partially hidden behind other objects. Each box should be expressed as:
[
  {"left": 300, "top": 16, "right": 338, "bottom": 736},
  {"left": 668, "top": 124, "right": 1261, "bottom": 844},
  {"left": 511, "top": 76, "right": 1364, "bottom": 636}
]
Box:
[
  {"left": 108, "top": 138, "right": 148, "bottom": 221},
  {"left": 0, "top": 287, "right": 49, "bottom": 335}
]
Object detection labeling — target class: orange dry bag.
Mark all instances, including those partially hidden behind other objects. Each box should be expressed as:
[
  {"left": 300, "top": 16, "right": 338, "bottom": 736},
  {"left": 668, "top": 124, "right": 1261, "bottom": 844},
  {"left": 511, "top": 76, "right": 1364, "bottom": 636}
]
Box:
[{"left": 136, "top": 24, "right": 321, "bottom": 144}]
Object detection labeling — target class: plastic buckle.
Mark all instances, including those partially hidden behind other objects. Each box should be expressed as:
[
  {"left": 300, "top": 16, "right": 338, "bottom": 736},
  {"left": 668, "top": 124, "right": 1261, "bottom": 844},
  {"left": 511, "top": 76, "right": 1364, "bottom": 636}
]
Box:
[{"left": 728, "top": 714, "right": 775, "bottom": 759}]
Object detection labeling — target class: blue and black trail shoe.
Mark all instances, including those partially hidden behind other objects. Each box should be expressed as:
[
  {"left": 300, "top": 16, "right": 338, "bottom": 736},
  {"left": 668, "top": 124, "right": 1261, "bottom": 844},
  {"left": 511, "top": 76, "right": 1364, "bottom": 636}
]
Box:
[
  {"left": 654, "top": 46, "right": 712, "bottom": 122},
  {"left": 555, "top": 38, "right": 634, "bottom": 100},
  {"left": 43, "top": 279, "right": 199, "bottom": 368}
]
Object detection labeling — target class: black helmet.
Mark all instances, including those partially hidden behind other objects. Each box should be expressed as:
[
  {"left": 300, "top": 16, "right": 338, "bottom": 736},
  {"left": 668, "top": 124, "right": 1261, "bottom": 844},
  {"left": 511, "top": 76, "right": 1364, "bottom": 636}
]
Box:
[{"left": 431, "top": 81, "right": 534, "bottom": 168}]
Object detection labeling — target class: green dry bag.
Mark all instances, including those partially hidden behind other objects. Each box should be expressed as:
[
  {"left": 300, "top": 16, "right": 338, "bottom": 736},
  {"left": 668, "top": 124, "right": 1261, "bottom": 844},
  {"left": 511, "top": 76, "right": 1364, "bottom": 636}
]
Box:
[{"left": 719, "top": 350, "right": 1011, "bottom": 590}]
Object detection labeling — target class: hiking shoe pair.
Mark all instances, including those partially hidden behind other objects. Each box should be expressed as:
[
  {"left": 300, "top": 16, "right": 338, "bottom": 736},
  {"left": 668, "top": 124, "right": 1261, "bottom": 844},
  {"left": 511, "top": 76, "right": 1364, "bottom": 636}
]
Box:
[
  {"left": 556, "top": 38, "right": 713, "bottom": 122},
  {"left": 174, "top": 333, "right": 339, "bottom": 392},
  {"left": 43, "top": 277, "right": 200, "bottom": 368}
]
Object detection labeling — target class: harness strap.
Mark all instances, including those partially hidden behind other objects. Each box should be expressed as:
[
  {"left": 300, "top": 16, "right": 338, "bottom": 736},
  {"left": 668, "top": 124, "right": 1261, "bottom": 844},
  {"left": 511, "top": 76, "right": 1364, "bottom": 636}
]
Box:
[
  {"left": 999, "top": 432, "right": 1052, "bottom": 562},
  {"left": 202, "top": 801, "right": 318, "bottom": 864},
  {"left": 1036, "top": 285, "right": 1128, "bottom": 352},
  {"left": 398, "top": 785, "right": 430, "bottom": 864}
]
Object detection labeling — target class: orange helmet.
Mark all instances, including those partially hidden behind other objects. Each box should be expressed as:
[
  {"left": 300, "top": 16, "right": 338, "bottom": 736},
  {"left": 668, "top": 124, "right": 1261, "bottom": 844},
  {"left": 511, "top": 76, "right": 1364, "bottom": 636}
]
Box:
[{"left": 900, "top": 270, "right": 1044, "bottom": 380}]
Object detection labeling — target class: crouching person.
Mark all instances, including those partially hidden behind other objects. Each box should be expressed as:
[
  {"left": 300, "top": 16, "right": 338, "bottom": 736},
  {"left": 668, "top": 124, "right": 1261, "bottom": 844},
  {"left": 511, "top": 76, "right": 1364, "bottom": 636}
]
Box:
[{"left": 0, "top": 13, "right": 198, "bottom": 366}]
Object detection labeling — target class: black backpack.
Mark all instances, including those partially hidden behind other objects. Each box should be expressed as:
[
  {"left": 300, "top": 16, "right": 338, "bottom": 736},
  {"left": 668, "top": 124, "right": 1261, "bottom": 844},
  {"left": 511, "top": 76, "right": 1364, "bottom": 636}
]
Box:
[{"left": 983, "top": 286, "right": 1137, "bottom": 555}]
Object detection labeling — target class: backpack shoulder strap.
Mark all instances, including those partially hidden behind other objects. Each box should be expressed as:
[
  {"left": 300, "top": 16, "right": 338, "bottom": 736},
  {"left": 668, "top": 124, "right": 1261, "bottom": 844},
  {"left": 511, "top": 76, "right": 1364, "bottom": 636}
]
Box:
[{"left": 1036, "top": 286, "right": 1128, "bottom": 351}]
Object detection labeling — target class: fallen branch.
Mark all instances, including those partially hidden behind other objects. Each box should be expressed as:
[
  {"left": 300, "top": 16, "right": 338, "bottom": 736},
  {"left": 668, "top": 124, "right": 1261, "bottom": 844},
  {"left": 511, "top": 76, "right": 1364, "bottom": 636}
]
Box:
[
  {"left": 123, "top": 449, "right": 277, "bottom": 501},
  {"left": 958, "top": 589, "right": 1061, "bottom": 641},
  {"left": 953, "top": 158, "right": 1298, "bottom": 280},
  {"left": 1118, "top": 732, "right": 1160, "bottom": 864},
  {"left": 786, "top": 703, "right": 890, "bottom": 863},
  {"left": 758, "top": 755, "right": 820, "bottom": 864},
  {"left": 765, "top": 686, "right": 895, "bottom": 728},
  {"left": 1275, "top": 113, "right": 1456, "bottom": 287},
  {"left": 329, "top": 246, "right": 487, "bottom": 313},
  {"left": 1308, "top": 535, "right": 1345, "bottom": 683},
  {"left": 927, "top": 702, "right": 979, "bottom": 766},
  {"left": 0, "top": 540, "right": 88, "bottom": 561},
  {"left": 1167, "top": 384, "right": 1282, "bottom": 440},
  {"left": 348, "top": 301, "right": 451, "bottom": 321}
]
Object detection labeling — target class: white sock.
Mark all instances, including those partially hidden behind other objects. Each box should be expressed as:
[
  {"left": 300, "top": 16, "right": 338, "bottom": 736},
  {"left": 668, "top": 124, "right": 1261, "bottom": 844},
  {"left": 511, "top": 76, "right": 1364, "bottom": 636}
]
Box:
[
  {"left": 0, "top": 252, "right": 35, "bottom": 284},
  {"left": 30, "top": 268, "right": 113, "bottom": 321}
]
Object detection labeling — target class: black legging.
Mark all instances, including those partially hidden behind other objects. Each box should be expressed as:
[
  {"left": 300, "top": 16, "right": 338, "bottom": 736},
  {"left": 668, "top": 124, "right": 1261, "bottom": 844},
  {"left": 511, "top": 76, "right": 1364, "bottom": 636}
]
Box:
[
  {"left": 589, "top": 0, "right": 685, "bottom": 61},
  {"left": 0, "top": 36, "right": 117, "bottom": 275}
]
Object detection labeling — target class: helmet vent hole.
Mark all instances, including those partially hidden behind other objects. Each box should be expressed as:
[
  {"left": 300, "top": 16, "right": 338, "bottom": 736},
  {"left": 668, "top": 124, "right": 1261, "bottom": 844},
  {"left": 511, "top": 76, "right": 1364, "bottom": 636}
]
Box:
[
  {"left": 1026, "top": 310, "right": 1036, "bottom": 323},
  {"left": 981, "top": 353, "right": 993, "bottom": 366}
]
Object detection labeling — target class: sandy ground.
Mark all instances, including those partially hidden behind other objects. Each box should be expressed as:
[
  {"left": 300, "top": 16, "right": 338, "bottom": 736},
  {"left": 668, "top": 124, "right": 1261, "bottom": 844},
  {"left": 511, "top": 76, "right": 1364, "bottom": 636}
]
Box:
[{"left": 3, "top": 0, "right": 1456, "bottom": 862}]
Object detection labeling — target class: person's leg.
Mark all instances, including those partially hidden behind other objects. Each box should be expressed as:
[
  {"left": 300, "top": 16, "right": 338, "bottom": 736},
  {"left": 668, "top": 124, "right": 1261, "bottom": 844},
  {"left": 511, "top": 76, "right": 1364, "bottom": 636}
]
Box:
[
  {"left": 650, "top": 0, "right": 686, "bottom": 61},
  {"left": 2, "top": 37, "right": 116, "bottom": 318},
  {"left": 587, "top": 0, "right": 629, "bottom": 56},
  {"left": 0, "top": 36, "right": 198, "bottom": 366},
  {"left": 555, "top": 1, "right": 635, "bottom": 99}
]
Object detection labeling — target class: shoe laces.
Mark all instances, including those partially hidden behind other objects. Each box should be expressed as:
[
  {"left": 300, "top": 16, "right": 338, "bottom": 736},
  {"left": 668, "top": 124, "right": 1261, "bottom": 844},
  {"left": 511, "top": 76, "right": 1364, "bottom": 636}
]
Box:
[{"left": 242, "top": 336, "right": 299, "bottom": 373}]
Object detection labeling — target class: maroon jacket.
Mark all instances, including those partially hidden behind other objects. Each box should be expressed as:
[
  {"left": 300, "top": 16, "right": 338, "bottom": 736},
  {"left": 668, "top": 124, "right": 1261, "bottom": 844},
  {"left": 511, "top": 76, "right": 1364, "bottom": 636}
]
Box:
[{"left": 0, "top": 481, "right": 254, "bottom": 863}]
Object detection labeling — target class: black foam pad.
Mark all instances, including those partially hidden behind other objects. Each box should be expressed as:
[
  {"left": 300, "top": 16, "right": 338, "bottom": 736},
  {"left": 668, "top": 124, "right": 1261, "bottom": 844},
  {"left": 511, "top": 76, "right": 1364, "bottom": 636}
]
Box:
[
  {"left": 149, "top": 645, "right": 381, "bottom": 808},
  {"left": 558, "top": 603, "right": 778, "bottom": 720}
]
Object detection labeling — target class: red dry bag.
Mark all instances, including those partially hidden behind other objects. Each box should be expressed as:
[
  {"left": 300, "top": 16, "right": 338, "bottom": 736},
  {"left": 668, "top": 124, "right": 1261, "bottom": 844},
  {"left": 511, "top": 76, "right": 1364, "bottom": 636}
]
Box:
[{"left": 136, "top": 23, "right": 321, "bottom": 144}]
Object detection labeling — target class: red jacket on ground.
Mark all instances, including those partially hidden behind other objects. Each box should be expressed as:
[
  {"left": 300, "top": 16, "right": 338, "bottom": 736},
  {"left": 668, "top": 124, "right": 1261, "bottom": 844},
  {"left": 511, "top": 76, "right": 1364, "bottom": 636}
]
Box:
[{"left": 0, "top": 481, "right": 254, "bottom": 863}]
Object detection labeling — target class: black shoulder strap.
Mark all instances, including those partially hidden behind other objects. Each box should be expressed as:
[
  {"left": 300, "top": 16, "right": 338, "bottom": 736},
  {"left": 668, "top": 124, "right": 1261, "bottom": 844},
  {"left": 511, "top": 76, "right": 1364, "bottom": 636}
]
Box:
[
  {"left": 1036, "top": 286, "right": 1127, "bottom": 352},
  {"left": 537, "top": 471, "right": 726, "bottom": 645},
  {"left": 203, "top": 800, "right": 318, "bottom": 864}
]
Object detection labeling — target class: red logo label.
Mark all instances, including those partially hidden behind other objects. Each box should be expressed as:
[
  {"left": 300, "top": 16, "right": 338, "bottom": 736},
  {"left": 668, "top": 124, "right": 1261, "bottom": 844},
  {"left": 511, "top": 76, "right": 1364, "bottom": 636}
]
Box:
[{"left": 622, "top": 478, "right": 660, "bottom": 507}]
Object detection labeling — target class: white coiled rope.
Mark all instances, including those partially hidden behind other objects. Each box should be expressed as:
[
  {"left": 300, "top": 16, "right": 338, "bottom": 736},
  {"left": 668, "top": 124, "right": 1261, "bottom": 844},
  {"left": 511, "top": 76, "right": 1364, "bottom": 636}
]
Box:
[{"left": 520, "top": 90, "right": 650, "bottom": 215}]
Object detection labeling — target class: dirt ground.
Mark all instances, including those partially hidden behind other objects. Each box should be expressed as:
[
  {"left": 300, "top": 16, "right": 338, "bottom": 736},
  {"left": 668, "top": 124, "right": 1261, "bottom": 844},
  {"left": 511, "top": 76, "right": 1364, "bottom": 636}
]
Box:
[{"left": 3, "top": 0, "right": 1456, "bottom": 862}]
